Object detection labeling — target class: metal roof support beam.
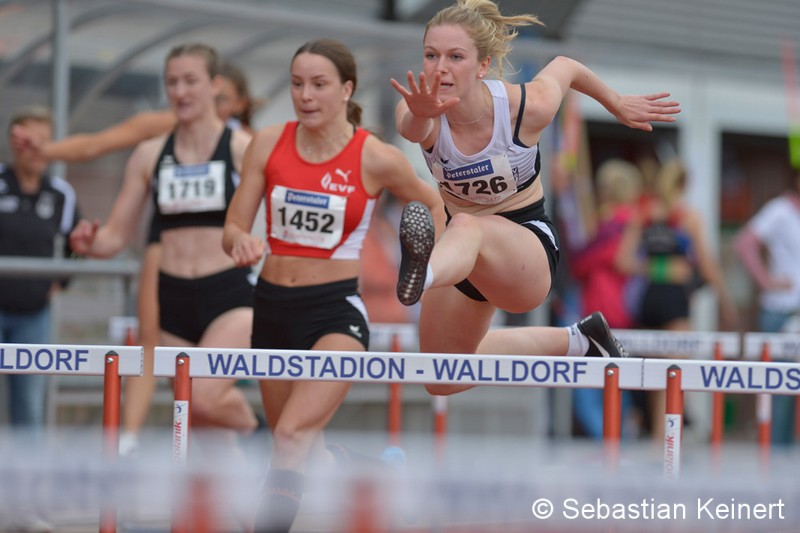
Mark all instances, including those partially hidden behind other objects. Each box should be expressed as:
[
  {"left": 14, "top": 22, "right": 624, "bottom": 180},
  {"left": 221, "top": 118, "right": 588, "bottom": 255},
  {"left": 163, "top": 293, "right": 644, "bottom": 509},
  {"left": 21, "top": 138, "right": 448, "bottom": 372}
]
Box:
[
  {"left": 69, "top": 17, "right": 215, "bottom": 126},
  {"left": 0, "top": 3, "right": 145, "bottom": 91},
  {"left": 50, "top": 0, "right": 69, "bottom": 179},
  {"left": 221, "top": 29, "right": 294, "bottom": 63},
  {"left": 125, "top": 0, "right": 422, "bottom": 44}
]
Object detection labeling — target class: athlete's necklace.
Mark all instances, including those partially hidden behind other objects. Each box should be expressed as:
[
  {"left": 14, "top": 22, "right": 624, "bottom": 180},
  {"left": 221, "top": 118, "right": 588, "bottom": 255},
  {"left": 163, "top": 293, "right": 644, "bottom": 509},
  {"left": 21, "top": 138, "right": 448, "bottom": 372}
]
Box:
[
  {"left": 447, "top": 84, "right": 491, "bottom": 126},
  {"left": 447, "top": 109, "right": 486, "bottom": 126},
  {"left": 299, "top": 125, "right": 351, "bottom": 155}
]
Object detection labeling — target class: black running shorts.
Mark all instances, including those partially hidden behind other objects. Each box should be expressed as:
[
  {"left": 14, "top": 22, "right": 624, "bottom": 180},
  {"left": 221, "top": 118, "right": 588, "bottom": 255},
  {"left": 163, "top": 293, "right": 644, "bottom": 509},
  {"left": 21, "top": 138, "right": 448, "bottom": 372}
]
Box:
[
  {"left": 446, "top": 198, "right": 560, "bottom": 302},
  {"left": 159, "top": 267, "right": 254, "bottom": 343},
  {"left": 251, "top": 277, "right": 370, "bottom": 350}
]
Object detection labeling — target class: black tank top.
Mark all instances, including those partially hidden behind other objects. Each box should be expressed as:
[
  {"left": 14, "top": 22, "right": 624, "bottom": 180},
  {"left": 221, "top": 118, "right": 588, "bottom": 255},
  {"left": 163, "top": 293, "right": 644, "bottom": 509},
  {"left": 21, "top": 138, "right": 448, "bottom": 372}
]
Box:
[
  {"left": 640, "top": 211, "right": 692, "bottom": 258},
  {"left": 151, "top": 127, "right": 237, "bottom": 231}
]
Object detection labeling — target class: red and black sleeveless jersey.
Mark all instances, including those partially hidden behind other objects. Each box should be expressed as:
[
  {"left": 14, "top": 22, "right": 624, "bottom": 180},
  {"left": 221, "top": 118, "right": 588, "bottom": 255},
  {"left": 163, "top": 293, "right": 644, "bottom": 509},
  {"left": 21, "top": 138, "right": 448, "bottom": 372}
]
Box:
[{"left": 264, "top": 121, "right": 376, "bottom": 260}]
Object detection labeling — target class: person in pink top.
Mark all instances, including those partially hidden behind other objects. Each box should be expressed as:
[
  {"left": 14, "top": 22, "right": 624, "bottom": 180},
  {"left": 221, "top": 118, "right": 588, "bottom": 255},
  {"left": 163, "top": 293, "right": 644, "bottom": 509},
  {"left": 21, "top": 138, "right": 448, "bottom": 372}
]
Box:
[{"left": 571, "top": 159, "right": 643, "bottom": 329}]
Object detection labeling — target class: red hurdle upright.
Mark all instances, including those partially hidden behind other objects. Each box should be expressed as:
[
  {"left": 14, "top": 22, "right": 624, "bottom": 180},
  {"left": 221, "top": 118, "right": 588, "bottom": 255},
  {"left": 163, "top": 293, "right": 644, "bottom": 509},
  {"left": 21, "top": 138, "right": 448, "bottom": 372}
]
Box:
[
  {"left": 710, "top": 341, "right": 724, "bottom": 446},
  {"left": 99, "top": 350, "right": 121, "bottom": 533},
  {"left": 756, "top": 342, "right": 772, "bottom": 466},
  {"left": 171, "top": 353, "right": 192, "bottom": 533},
  {"left": 388, "top": 334, "right": 403, "bottom": 446},
  {"left": 664, "top": 365, "right": 683, "bottom": 480},
  {"left": 602, "top": 362, "right": 621, "bottom": 469}
]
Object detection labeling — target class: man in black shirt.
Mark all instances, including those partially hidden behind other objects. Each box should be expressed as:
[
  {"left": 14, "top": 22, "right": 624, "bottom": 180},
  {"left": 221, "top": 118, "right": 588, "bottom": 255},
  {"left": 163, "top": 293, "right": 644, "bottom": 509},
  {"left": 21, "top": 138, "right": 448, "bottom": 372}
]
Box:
[{"left": 0, "top": 106, "right": 80, "bottom": 429}]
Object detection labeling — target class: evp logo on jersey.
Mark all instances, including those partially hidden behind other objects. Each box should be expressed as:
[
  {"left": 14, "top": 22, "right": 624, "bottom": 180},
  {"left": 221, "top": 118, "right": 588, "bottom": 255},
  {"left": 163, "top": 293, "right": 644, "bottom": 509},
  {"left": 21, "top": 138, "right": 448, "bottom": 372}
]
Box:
[
  {"left": 441, "top": 160, "right": 493, "bottom": 182},
  {"left": 321, "top": 168, "right": 356, "bottom": 194}
]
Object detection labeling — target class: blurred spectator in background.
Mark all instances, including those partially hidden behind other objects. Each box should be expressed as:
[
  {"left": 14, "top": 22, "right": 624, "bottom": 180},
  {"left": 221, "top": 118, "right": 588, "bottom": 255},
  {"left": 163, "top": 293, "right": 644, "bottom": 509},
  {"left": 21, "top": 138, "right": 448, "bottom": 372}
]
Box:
[
  {"left": 734, "top": 170, "right": 800, "bottom": 446},
  {"left": 572, "top": 159, "right": 643, "bottom": 330},
  {"left": 616, "top": 157, "right": 738, "bottom": 439},
  {"left": 0, "top": 106, "right": 80, "bottom": 430},
  {"left": 567, "top": 158, "right": 643, "bottom": 438},
  {"left": 617, "top": 158, "right": 738, "bottom": 331},
  {"left": 11, "top": 60, "right": 264, "bottom": 456}
]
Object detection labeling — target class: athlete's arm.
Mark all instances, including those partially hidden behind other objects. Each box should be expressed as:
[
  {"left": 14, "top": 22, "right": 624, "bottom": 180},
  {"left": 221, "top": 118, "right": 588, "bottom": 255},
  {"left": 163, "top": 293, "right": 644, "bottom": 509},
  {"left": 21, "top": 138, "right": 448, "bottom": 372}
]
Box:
[
  {"left": 362, "top": 135, "right": 445, "bottom": 238},
  {"left": 524, "top": 57, "right": 680, "bottom": 136},
  {"left": 70, "top": 139, "right": 159, "bottom": 257},
  {"left": 13, "top": 110, "right": 176, "bottom": 163},
  {"left": 223, "top": 127, "right": 276, "bottom": 266},
  {"left": 613, "top": 213, "right": 646, "bottom": 276},
  {"left": 686, "top": 208, "right": 739, "bottom": 325},
  {"left": 229, "top": 128, "right": 253, "bottom": 174}
]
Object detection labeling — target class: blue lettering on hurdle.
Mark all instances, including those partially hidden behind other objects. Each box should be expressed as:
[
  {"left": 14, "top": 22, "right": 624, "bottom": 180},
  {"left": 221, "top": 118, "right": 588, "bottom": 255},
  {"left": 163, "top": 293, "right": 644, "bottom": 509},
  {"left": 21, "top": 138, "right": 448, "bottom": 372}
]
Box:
[
  {"left": 0, "top": 347, "right": 89, "bottom": 371},
  {"left": 432, "top": 358, "right": 587, "bottom": 384},
  {"left": 207, "top": 352, "right": 405, "bottom": 380},
  {"left": 207, "top": 353, "right": 268, "bottom": 376},
  {"left": 700, "top": 365, "right": 800, "bottom": 391}
]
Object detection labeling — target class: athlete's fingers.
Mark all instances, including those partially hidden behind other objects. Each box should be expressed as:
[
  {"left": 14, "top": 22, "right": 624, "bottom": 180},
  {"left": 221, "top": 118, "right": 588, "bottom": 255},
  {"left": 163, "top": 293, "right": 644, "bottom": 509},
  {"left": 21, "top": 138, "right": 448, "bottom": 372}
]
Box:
[
  {"left": 390, "top": 78, "right": 412, "bottom": 98},
  {"left": 418, "top": 71, "right": 429, "bottom": 94},
  {"left": 428, "top": 72, "right": 442, "bottom": 95}
]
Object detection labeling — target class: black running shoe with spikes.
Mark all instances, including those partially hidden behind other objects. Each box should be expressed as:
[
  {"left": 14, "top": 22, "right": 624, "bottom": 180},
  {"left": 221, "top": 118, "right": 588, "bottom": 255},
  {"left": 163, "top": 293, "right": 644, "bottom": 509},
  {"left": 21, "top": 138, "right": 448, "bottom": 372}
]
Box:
[
  {"left": 397, "top": 201, "right": 435, "bottom": 306},
  {"left": 577, "top": 312, "right": 629, "bottom": 358}
]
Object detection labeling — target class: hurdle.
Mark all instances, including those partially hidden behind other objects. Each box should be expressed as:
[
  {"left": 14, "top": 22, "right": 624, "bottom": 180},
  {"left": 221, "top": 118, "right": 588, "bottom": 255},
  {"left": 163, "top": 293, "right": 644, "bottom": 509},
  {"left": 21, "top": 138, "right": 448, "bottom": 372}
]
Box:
[
  {"left": 370, "top": 323, "right": 419, "bottom": 447},
  {"left": 153, "top": 347, "right": 643, "bottom": 465},
  {"left": 743, "top": 331, "right": 800, "bottom": 462},
  {"left": 611, "top": 329, "right": 740, "bottom": 453},
  {"left": 642, "top": 356, "right": 800, "bottom": 478},
  {"left": 0, "top": 342, "right": 143, "bottom": 533},
  {"left": 152, "top": 340, "right": 800, "bottom": 530},
  {"left": 153, "top": 346, "right": 643, "bottom": 530}
]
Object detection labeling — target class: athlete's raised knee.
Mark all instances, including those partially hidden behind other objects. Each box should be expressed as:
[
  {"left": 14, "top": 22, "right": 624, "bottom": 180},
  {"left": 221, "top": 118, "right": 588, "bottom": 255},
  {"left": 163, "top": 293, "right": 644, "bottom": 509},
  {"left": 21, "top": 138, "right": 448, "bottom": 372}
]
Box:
[{"left": 425, "top": 383, "right": 474, "bottom": 396}]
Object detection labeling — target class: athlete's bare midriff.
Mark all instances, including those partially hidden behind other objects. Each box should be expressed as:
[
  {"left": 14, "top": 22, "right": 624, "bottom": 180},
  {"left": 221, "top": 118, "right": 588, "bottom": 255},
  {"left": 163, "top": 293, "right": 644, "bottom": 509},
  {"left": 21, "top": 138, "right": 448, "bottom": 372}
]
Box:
[
  {"left": 261, "top": 254, "right": 360, "bottom": 287},
  {"left": 160, "top": 226, "right": 237, "bottom": 278}
]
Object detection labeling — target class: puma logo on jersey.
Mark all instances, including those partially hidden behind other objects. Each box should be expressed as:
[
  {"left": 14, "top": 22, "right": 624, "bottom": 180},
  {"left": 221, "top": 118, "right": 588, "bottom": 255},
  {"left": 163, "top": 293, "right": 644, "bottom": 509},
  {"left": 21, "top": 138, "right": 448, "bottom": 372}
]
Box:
[
  {"left": 348, "top": 325, "right": 362, "bottom": 338},
  {"left": 321, "top": 169, "right": 356, "bottom": 194}
]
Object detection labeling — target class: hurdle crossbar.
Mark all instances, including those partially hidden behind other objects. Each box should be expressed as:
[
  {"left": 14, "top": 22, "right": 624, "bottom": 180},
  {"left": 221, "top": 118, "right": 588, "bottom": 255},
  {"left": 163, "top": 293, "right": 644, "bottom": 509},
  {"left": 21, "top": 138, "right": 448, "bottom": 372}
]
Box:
[
  {"left": 153, "top": 347, "right": 644, "bottom": 388},
  {"left": 612, "top": 329, "right": 741, "bottom": 359},
  {"left": 0, "top": 343, "right": 143, "bottom": 533}
]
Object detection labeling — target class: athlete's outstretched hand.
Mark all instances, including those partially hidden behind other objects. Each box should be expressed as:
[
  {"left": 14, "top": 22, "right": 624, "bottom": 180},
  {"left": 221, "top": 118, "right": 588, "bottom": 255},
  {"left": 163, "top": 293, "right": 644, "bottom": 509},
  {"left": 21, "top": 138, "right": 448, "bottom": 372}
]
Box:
[
  {"left": 390, "top": 71, "right": 460, "bottom": 119},
  {"left": 612, "top": 92, "right": 681, "bottom": 132},
  {"left": 229, "top": 233, "right": 266, "bottom": 267},
  {"left": 10, "top": 124, "right": 44, "bottom": 157},
  {"left": 69, "top": 219, "right": 100, "bottom": 256}
]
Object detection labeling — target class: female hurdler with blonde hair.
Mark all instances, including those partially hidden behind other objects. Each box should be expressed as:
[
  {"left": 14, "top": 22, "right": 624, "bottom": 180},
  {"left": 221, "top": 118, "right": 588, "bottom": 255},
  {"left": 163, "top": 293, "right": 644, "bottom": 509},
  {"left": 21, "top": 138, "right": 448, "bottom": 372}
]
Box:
[{"left": 392, "top": 0, "right": 682, "bottom": 395}]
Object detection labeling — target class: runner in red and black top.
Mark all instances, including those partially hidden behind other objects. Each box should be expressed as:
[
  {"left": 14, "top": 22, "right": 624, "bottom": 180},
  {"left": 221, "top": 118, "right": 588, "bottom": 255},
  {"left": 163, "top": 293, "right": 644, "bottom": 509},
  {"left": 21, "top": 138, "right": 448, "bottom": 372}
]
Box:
[{"left": 223, "top": 39, "right": 443, "bottom": 533}]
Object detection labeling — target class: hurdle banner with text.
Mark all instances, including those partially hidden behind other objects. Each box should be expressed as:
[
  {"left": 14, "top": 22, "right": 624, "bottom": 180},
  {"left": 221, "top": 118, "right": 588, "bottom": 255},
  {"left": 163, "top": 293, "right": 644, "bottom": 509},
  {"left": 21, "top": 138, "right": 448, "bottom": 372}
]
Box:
[
  {"left": 611, "top": 330, "right": 741, "bottom": 359},
  {"left": 643, "top": 359, "right": 800, "bottom": 394},
  {"left": 155, "top": 346, "right": 800, "bottom": 395},
  {"left": 0, "top": 343, "right": 143, "bottom": 376},
  {"left": 743, "top": 332, "right": 800, "bottom": 360},
  {"left": 154, "top": 347, "right": 644, "bottom": 388}
]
